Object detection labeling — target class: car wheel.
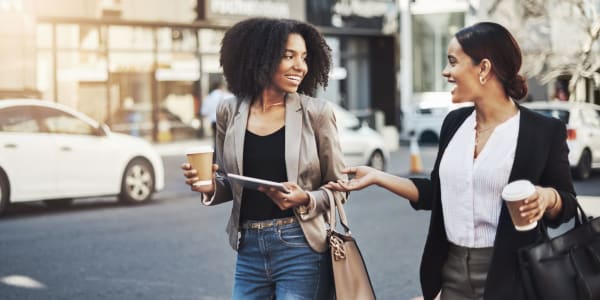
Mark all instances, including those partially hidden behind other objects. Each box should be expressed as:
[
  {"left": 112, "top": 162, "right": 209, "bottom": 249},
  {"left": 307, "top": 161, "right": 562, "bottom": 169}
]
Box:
[
  {"left": 44, "top": 199, "right": 74, "bottom": 208},
  {"left": 573, "top": 149, "right": 592, "bottom": 180},
  {"left": 368, "top": 150, "right": 386, "bottom": 171},
  {"left": 0, "top": 170, "right": 9, "bottom": 215},
  {"left": 119, "top": 158, "right": 155, "bottom": 204},
  {"left": 419, "top": 131, "right": 439, "bottom": 144}
]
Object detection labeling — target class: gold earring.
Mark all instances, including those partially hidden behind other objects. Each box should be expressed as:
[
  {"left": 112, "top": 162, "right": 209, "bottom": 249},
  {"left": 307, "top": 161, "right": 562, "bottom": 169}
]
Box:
[{"left": 479, "top": 76, "right": 485, "bottom": 85}]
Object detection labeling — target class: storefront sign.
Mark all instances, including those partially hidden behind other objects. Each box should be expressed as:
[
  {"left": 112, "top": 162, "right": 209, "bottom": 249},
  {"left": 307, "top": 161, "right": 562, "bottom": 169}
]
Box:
[
  {"left": 306, "top": 0, "right": 396, "bottom": 31},
  {"left": 203, "top": 0, "right": 305, "bottom": 21},
  {"left": 333, "top": 0, "right": 391, "bottom": 18}
]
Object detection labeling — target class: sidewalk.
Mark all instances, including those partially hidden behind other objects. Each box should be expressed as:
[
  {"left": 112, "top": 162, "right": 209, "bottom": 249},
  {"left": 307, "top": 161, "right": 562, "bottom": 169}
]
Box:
[
  {"left": 152, "top": 138, "right": 212, "bottom": 157},
  {"left": 579, "top": 196, "right": 600, "bottom": 218},
  {"left": 152, "top": 139, "right": 600, "bottom": 217}
]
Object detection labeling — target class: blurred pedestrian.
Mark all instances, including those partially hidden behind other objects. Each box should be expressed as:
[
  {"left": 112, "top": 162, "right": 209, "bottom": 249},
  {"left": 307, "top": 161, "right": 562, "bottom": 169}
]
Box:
[
  {"left": 326, "top": 22, "right": 577, "bottom": 300},
  {"left": 553, "top": 81, "right": 569, "bottom": 101},
  {"left": 201, "top": 79, "right": 232, "bottom": 147},
  {"left": 182, "top": 17, "right": 346, "bottom": 299}
]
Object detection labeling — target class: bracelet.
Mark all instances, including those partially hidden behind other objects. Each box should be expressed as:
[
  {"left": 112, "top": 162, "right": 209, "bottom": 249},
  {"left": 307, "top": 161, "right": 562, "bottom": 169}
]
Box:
[
  {"left": 296, "top": 191, "right": 313, "bottom": 215},
  {"left": 546, "top": 189, "right": 559, "bottom": 211}
]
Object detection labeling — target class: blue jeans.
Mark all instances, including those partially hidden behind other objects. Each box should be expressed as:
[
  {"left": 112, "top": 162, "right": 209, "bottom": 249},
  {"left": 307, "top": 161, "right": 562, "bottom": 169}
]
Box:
[{"left": 231, "top": 221, "right": 333, "bottom": 300}]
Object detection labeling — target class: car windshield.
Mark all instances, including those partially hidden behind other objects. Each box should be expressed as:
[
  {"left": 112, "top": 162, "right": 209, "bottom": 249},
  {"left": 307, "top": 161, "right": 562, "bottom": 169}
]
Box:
[{"left": 530, "top": 109, "right": 570, "bottom": 124}]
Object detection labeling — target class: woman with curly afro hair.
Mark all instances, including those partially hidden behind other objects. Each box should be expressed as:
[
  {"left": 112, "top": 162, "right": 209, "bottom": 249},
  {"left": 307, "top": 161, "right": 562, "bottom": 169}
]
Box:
[{"left": 182, "top": 18, "right": 346, "bottom": 299}]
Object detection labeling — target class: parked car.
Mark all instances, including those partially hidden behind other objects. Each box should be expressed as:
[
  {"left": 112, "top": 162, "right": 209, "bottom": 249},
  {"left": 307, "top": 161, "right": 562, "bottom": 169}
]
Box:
[
  {"left": 411, "top": 105, "right": 451, "bottom": 143},
  {"left": 332, "top": 103, "right": 390, "bottom": 171},
  {"left": 408, "top": 100, "right": 474, "bottom": 144},
  {"left": 524, "top": 101, "right": 600, "bottom": 179},
  {"left": 0, "top": 99, "right": 165, "bottom": 214}
]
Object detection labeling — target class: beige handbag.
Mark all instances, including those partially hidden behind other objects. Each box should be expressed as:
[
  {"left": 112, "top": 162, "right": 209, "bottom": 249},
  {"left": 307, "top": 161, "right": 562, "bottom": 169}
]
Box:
[{"left": 328, "top": 193, "right": 376, "bottom": 300}]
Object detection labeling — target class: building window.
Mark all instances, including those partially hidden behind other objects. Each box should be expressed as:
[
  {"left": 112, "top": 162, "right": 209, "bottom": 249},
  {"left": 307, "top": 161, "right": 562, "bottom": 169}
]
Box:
[{"left": 412, "top": 12, "right": 464, "bottom": 93}]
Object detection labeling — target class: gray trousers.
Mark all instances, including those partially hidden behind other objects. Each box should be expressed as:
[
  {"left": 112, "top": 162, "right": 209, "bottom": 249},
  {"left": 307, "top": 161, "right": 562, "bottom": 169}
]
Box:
[{"left": 440, "top": 243, "right": 493, "bottom": 300}]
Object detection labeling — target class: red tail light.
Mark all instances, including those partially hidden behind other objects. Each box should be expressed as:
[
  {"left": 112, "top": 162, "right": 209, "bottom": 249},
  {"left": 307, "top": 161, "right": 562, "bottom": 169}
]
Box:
[{"left": 567, "top": 128, "right": 577, "bottom": 140}]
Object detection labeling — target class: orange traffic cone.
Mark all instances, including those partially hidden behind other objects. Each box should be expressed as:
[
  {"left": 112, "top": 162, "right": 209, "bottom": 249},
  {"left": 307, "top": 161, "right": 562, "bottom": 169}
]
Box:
[{"left": 409, "top": 134, "right": 423, "bottom": 174}]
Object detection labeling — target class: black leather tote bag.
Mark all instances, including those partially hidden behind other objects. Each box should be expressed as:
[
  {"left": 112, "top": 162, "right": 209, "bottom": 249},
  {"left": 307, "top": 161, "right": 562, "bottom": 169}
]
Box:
[{"left": 518, "top": 202, "right": 600, "bottom": 300}]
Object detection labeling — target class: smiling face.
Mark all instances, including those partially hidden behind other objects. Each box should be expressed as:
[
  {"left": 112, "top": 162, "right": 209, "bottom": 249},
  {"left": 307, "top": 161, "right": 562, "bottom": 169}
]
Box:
[
  {"left": 267, "top": 33, "right": 308, "bottom": 95},
  {"left": 442, "top": 37, "right": 483, "bottom": 103}
]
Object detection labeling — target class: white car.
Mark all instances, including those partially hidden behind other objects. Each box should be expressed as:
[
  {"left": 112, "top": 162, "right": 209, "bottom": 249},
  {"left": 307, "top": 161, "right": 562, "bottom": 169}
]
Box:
[
  {"left": 332, "top": 103, "right": 390, "bottom": 171},
  {"left": 411, "top": 105, "right": 452, "bottom": 143},
  {"left": 0, "top": 99, "right": 165, "bottom": 214},
  {"left": 408, "top": 100, "right": 474, "bottom": 144},
  {"left": 524, "top": 101, "right": 600, "bottom": 179}
]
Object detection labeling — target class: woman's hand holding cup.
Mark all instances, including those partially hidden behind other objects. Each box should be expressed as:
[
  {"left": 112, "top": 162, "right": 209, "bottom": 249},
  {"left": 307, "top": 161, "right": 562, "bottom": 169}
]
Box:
[
  {"left": 183, "top": 146, "right": 218, "bottom": 195},
  {"left": 502, "top": 180, "right": 559, "bottom": 231},
  {"left": 182, "top": 163, "right": 219, "bottom": 194},
  {"left": 518, "top": 186, "right": 557, "bottom": 224}
]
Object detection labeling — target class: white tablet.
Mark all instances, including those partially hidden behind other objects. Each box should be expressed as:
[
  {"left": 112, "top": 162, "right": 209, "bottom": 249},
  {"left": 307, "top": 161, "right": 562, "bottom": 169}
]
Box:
[{"left": 227, "top": 173, "right": 290, "bottom": 193}]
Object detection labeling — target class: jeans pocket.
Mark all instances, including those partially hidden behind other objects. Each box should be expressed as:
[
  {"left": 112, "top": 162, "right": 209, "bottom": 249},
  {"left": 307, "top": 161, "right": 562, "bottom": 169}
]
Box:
[
  {"left": 277, "top": 226, "right": 309, "bottom": 248},
  {"left": 238, "top": 230, "right": 247, "bottom": 249}
]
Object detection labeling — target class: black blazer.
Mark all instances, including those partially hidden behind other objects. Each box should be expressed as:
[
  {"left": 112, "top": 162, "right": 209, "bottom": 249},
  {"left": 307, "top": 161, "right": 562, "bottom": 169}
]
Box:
[{"left": 410, "top": 104, "right": 577, "bottom": 300}]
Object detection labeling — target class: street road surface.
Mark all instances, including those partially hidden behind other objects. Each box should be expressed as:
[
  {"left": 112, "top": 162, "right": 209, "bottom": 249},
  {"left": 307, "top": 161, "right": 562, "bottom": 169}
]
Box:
[{"left": 1, "top": 147, "right": 598, "bottom": 299}]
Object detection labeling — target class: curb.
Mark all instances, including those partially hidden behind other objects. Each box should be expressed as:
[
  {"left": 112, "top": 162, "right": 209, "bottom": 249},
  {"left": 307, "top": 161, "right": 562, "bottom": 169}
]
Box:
[
  {"left": 578, "top": 195, "right": 600, "bottom": 217},
  {"left": 153, "top": 138, "right": 212, "bottom": 157}
]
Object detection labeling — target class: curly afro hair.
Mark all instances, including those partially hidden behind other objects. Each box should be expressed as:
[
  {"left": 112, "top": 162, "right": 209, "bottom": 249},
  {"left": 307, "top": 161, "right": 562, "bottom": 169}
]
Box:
[{"left": 220, "top": 18, "right": 331, "bottom": 99}]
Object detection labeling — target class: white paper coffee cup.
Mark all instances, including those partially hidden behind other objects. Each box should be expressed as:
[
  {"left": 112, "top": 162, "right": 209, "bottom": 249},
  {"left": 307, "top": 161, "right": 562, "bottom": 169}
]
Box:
[
  {"left": 185, "top": 146, "right": 214, "bottom": 186},
  {"left": 502, "top": 180, "right": 537, "bottom": 231}
]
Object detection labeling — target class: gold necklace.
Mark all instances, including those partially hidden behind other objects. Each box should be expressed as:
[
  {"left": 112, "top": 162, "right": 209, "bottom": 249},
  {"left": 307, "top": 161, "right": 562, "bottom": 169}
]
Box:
[
  {"left": 259, "top": 101, "right": 285, "bottom": 112},
  {"left": 474, "top": 123, "right": 495, "bottom": 146}
]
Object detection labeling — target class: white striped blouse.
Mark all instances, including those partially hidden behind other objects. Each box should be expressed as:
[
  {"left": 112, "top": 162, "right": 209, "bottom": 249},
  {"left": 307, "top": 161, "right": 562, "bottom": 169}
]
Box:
[{"left": 439, "top": 110, "right": 520, "bottom": 248}]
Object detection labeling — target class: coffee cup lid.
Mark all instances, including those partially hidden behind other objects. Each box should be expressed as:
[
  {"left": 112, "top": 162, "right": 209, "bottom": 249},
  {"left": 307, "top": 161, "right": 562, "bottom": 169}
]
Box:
[
  {"left": 502, "top": 180, "right": 535, "bottom": 201},
  {"left": 185, "top": 146, "right": 214, "bottom": 154}
]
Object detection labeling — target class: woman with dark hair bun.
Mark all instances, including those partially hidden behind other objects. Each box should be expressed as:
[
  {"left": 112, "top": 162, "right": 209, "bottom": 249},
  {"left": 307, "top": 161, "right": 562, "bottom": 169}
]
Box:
[
  {"left": 182, "top": 17, "right": 344, "bottom": 299},
  {"left": 326, "top": 22, "right": 576, "bottom": 300}
]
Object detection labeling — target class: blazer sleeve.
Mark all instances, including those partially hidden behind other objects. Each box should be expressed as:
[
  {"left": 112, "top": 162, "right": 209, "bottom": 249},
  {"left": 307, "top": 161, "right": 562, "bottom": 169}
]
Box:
[
  {"left": 202, "top": 98, "right": 233, "bottom": 206},
  {"left": 296, "top": 102, "right": 348, "bottom": 220},
  {"left": 409, "top": 178, "right": 434, "bottom": 211},
  {"left": 541, "top": 119, "right": 577, "bottom": 227}
]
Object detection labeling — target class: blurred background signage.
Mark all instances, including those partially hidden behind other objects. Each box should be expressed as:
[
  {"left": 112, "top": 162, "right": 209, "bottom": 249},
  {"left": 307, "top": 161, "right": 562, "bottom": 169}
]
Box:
[
  {"left": 201, "top": 0, "right": 305, "bottom": 21},
  {"left": 306, "top": 0, "right": 397, "bottom": 33}
]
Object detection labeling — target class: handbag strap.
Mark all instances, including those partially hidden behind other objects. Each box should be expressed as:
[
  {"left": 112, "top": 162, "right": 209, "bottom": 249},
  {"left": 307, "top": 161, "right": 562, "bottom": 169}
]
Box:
[
  {"left": 575, "top": 200, "right": 589, "bottom": 226},
  {"left": 539, "top": 198, "right": 589, "bottom": 240},
  {"left": 325, "top": 188, "right": 351, "bottom": 234}
]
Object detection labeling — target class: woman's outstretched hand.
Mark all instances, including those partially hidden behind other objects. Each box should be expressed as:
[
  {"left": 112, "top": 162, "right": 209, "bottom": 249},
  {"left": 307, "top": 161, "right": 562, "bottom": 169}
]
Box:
[{"left": 325, "top": 166, "right": 380, "bottom": 192}]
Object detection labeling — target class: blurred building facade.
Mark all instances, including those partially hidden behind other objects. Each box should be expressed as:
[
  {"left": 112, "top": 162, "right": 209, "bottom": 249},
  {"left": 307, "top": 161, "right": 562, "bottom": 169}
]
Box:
[
  {"left": 477, "top": 0, "right": 600, "bottom": 105},
  {"left": 398, "top": 0, "right": 473, "bottom": 140},
  {"left": 4, "top": 0, "right": 599, "bottom": 144},
  {"left": 0, "top": 0, "right": 399, "bottom": 143},
  {"left": 398, "top": 0, "right": 600, "bottom": 142}
]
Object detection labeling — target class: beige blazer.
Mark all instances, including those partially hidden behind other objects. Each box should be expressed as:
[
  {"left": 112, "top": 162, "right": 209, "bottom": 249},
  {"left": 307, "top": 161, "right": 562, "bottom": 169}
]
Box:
[{"left": 202, "top": 92, "right": 347, "bottom": 252}]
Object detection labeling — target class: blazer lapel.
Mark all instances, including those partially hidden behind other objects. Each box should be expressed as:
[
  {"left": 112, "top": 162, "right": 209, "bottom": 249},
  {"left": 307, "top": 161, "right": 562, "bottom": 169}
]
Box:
[
  {"left": 493, "top": 104, "right": 545, "bottom": 242},
  {"left": 234, "top": 98, "right": 250, "bottom": 175},
  {"left": 285, "top": 93, "right": 302, "bottom": 183},
  {"left": 436, "top": 106, "right": 474, "bottom": 171},
  {"left": 508, "top": 105, "right": 535, "bottom": 182}
]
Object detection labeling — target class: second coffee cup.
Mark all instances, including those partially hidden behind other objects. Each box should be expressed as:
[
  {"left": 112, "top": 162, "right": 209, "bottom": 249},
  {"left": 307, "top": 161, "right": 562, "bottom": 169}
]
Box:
[
  {"left": 502, "top": 180, "right": 537, "bottom": 231},
  {"left": 185, "top": 146, "right": 214, "bottom": 186}
]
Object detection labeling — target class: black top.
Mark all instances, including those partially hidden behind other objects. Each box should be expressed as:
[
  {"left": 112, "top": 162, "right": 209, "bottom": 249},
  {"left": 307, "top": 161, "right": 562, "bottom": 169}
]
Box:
[
  {"left": 240, "top": 126, "right": 292, "bottom": 221},
  {"left": 409, "top": 105, "right": 577, "bottom": 300}
]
